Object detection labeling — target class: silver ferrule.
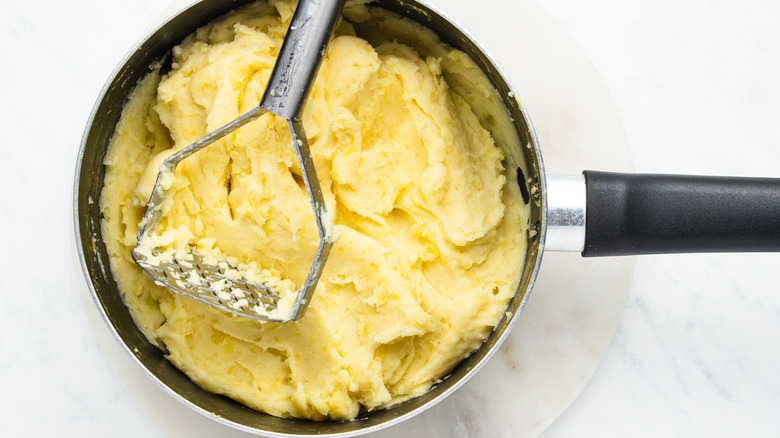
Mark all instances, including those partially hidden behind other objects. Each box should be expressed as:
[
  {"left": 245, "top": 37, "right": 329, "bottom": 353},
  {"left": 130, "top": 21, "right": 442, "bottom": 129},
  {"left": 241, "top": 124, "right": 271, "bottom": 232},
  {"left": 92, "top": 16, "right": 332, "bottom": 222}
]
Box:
[{"left": 545, "top": 175, "right": 586, "bottom": 252}]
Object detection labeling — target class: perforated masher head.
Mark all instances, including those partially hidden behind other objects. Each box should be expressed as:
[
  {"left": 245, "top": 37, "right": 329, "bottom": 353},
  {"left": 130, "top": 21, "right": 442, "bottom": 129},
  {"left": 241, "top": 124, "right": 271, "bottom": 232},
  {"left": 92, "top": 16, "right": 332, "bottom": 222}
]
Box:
[{"left": 132, "top": 0, "right": 345, "bottom": 322}]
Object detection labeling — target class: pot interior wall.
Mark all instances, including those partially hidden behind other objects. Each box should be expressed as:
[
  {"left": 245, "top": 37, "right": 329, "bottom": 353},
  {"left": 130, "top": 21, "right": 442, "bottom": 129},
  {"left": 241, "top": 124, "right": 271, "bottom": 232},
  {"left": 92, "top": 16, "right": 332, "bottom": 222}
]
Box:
[{"left": 75, "top": 0, "right": 544, "bottom": 435}]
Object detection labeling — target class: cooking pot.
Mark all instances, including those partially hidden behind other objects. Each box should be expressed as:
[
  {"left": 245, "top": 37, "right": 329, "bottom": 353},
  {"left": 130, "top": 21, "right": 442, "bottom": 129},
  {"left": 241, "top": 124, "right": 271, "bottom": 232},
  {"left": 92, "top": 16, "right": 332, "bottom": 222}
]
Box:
[{"left": 74, "top": 0, "right": 780, "bottom": 436}]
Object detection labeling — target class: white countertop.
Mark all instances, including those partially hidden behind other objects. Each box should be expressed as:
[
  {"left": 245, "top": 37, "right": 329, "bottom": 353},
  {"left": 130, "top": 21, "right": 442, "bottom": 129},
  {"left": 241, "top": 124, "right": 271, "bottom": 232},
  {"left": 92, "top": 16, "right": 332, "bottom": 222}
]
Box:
[
  {"left": 2, "top": 0, "right": 779, "bottom": 436},
  {"left": 536, "top": 1, "right": 780, "bottom": 436}
]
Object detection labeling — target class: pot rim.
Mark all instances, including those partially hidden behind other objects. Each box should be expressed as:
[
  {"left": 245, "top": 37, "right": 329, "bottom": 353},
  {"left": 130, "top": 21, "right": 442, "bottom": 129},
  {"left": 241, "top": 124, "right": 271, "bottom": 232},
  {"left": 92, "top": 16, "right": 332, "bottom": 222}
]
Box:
[{"left": 73, "top": 0, "right": 548, "bottom": 436}]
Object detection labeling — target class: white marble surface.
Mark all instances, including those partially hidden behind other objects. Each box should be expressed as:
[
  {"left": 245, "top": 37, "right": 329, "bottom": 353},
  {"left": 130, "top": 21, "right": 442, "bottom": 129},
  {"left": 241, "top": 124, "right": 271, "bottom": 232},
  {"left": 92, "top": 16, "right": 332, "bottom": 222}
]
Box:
[
  {"left": 2, "top": 0, "right": 779, "bottom": 437},
  {"left": 536, "top": 1, "right": 780, "bottom": 436}
]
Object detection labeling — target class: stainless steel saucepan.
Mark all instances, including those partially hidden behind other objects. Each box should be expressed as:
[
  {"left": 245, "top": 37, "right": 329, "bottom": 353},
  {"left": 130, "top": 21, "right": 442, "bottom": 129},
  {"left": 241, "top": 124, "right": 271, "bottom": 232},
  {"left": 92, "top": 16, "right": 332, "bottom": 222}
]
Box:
[{"left": 74, "top": 0, "right": 780, "bottom": 436}]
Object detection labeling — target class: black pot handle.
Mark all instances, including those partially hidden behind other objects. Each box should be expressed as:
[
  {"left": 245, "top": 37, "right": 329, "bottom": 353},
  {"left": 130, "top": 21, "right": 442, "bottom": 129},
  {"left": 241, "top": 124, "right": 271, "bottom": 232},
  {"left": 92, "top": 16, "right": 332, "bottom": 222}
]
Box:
[{"left": 581, "top": 171, "right": 780, "bottom": 256}]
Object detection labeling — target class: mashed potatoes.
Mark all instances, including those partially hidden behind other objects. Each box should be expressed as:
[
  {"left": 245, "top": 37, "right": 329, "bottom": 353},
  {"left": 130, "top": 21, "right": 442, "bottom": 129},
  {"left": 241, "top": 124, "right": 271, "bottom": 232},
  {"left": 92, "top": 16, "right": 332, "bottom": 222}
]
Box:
[{"left": 100, "top": 0, "right": 528, "bottom": 420}]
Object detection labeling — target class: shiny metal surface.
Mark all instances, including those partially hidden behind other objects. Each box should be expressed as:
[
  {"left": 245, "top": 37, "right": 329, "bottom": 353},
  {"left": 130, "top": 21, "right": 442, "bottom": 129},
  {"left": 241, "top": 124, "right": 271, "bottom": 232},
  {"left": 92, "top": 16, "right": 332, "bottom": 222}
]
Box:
[
  {"left": 261, "top": 0, "right": 346, "bottom": 119},
  {"left": 74, "top": 0, "right": 545, "bottom": 435},
  {"left": 133, "top": 0, "right": 342, "bottom": 322},
  {"left": 545, "top": 175, "right": 586, "bottom": 252}
]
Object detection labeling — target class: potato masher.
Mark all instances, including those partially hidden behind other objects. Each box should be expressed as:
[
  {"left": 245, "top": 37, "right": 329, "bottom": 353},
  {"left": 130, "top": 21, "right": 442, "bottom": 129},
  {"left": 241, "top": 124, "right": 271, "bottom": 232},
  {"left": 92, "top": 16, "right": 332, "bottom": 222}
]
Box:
[{"left": 132, "top": 0, "right": 345, "bottom": 323}]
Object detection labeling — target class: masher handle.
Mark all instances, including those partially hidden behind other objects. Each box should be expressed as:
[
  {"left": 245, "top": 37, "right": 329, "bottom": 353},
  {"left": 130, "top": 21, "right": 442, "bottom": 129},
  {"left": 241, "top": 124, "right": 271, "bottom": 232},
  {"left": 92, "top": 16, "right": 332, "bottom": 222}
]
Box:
[
  {"left": 260, "top": 0, "right": 346, "bottom": 120},
  {"left": 581, "top": 171, "right": 780, "bottom": 256}
]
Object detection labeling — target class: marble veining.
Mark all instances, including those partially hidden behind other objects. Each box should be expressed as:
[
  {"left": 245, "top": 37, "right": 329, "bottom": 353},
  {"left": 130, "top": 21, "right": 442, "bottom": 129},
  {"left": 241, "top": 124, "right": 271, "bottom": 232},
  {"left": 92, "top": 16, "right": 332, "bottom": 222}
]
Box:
[{"left": 2, "top": 0, "right": 779, "bottom": 436}]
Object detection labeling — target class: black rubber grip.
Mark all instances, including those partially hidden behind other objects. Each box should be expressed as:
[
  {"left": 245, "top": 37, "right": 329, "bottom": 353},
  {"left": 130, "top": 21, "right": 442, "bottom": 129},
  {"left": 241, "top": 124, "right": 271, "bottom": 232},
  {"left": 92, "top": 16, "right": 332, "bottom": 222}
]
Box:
[{"left": 582, "top": 171, "right": 780, "bottom": 256}]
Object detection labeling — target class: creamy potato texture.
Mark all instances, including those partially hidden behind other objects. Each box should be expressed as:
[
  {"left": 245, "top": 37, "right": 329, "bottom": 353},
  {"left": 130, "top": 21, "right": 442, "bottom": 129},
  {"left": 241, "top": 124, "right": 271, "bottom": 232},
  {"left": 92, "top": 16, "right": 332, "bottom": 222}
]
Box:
[{"left": 100, "top": 0, "right": 528, "bottom": 420}]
